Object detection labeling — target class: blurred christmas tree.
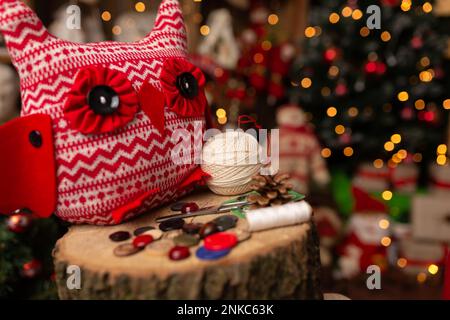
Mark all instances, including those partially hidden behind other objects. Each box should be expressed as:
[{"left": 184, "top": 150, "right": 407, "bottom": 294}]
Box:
[
  {"left": 0, "top": 212, "right": 66, "bottom": 299},
  {"left": 290, "top": 0, "right": 449, "bottom": 172}
]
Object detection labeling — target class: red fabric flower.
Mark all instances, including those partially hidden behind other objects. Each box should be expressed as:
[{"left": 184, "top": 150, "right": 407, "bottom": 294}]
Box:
[
  {"left": 160, "top": 58, "right": 207, "bottom": 117},
  {"left": 64, "top": 66, "right": 139, "bottom": 134}
]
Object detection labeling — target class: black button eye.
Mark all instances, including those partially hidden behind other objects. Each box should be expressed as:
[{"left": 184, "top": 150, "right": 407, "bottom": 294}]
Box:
[
  {"left": 87, "top": 85, "right": 120, "bottom": 115},
  {"left": 176, "top": 72, "right": 198, "bottom": 99},
  {"left": 29, "top": 130, "right": 42, "bottom": 148}
]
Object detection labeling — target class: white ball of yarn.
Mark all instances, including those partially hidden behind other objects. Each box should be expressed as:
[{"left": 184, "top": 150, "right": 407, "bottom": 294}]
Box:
[{"left": 202, "top": 131, "right": 263, "bottom": 195}]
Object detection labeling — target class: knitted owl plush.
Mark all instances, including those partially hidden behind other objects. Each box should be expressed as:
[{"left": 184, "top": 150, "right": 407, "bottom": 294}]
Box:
[{"left": 0, "top": 0, "right": 210, "bottom": 225}]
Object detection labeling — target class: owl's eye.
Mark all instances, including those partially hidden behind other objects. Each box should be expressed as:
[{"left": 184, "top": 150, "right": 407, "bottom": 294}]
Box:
[
  {"left": 176, "top": 72, "right": 199, "bottom": 99},
  {"left": 64, "top": 66, "right": 139, "bottom": 135},
  {"left": 88, "top": 85, "right": 120, "bottom": 115}
]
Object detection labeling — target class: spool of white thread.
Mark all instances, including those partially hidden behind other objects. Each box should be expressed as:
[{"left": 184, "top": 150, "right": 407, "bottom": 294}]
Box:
[
  {"left": 202, "top": 131, "right": 263, "bottom": 195},
  {"left": 246, "top": 201, "right": 312, "bottom": 232}
]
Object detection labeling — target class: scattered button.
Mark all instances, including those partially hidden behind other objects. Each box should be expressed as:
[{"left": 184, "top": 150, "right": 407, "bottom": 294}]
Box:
[
  {"left": 171, "top": 201, "right": 188, "bottom": 211},
  {"left": 176, "top": 72, "right": 199, "bottom": 99},
  {"left": 204, "top": 232, "right": 238, "bottom": 251},
  {"left": 109, "top": 231, "right": 131, "bottom": 242},
  {"left": 159, "top": 218, "right": 185, "bottom": 231},
  {"left": 196, "top": 246, "right": 230, "bottom": 260},
  {"left": 113, "top": 243, "right": 141, "bottom": 257},
  {"left": 213, "top": 215, "right": 238, "bottom": 232},
  {"left": 142, "top": 229, "right": 164, "bottom": 240},
  {"left": 132, "top": 234, "right": 154, "bottom": 249},
  {"left": 88, "top": 85, "right": 120, "bottom": 115},
  {"left": 181, "top": 202, "right": 199, "bottom": 214},
  {"left": 146, "top": 239, "right": 174, "bottom": 256},
  {"left": 169, "top": 246, "right": 191, "bottom": 261},
  {"left": 173, "top": 234, "right": 199, "bottom": 247},
  {"left": 199, "top": 222, "right": 218, "bottom": 239},
  {"left": 164, "top": 230, "right": 183, "bottom": 240},
  {"left": 133, "top": 226, "right": 155, "bottom": 236},
  {"left": 182, "top": 223, "right": 203, "bottom": 235}
]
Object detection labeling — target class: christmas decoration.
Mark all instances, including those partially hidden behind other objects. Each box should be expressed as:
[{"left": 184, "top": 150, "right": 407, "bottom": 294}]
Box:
[
  {"left": 352, "top": 163, "right": 390, "bottom": 193},
  {"left": 0, "top": 214, "right": 64, "bottom": 299},
  {"left": 21, "top": 259, "right": 42, "bottom": 279},
  {"left": 429, "top": 163, "right": 450, "bottom": 194},
  {"left": 6, "top": 209, "right": 33, "bottom": 233},
  {"left": 391, "top": 163, "right": 419, "bottom": 194},
  {"left": 397, "top": 238, "right": 446, "bottom": 276},
  {"left": 313, "top": 206, "right": 343, "bottom": 267},
  {"left": 277, "top": 105, "right": 330, "bottom": 194},
  {"left": 291, "top": 0, "right": 447, "bottom": 170},
  {"left": 0, "top": 0, "right": 210, "bottom": 225},
  {"left": 197, "top": 9, "right": 240, "bottom": 70},
  {"left": 411, "top": 194, "right": 450, "bottom": 243},
  {"left": 337, "top": 187, "right": 390, "bottom": 279}
]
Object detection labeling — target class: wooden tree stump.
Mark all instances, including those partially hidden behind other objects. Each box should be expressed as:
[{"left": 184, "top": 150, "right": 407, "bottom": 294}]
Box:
[{"left": 53, "top": 191, "right": 322, "bottom": 300}]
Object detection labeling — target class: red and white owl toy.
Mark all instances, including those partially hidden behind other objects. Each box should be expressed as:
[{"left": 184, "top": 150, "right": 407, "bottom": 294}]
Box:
[{"left": 0, "top": 0, "right": 210, "bottom": 225}]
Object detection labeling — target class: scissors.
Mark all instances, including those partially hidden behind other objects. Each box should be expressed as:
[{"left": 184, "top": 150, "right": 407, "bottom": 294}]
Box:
[{"left": 155, "top": 199, "right": 250, "bottom": 223}]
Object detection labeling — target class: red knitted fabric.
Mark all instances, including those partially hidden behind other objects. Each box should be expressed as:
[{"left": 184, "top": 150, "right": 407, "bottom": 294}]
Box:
[{"left": 0, "top": 0, "right": 208, "bottom": 225}]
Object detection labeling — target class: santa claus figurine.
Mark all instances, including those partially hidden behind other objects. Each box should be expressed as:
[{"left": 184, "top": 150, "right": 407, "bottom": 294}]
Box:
[
  {"left": 337, "top": 187, "right": 390, "bottom": 279},
  {"left": 277, "top": 104, "right": 330, "bottom": 194}
]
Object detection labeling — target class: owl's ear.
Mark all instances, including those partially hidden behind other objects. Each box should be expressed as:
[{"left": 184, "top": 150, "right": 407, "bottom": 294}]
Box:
[
  {"left": 0, "top": 0, "right": 55, "bottom": 66},
  {"left": 144, "top": 0, "right": 187, "bottom": 50}
]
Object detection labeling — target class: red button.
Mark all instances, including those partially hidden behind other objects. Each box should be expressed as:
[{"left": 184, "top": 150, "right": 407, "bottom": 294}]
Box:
[
  {"left": 169, "top": 246, "right": 191, "bottom": 261},
  {"left": 181, "top": 202, "right": 199, "bottom": 214},
  {"left": 132, "top": 234, "right": 154, "bottom": 248},
  {"left": 204, "top": 232, "right": 238, "bottom": 251}
]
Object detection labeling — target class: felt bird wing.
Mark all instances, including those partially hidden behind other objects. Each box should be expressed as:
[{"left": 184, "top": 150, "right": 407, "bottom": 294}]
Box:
[{"left": 0, "top": 0, "right": 209, "bottom": 225}]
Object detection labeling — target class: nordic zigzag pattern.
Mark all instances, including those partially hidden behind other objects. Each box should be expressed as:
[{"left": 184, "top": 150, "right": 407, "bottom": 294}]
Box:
[{"left": 0, "top": 0, "right": 206, "bottom": 225}]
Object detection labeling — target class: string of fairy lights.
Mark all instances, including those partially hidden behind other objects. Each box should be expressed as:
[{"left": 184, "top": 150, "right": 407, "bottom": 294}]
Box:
[
  {"left": 302, "top": 0, "right": 446, "bottom": 284},
  {"left": 100, "top": 1, "right": 147, "bottom": 36},
  {"left": 300, "top": 1, "right": 450, "bottom": 171}
]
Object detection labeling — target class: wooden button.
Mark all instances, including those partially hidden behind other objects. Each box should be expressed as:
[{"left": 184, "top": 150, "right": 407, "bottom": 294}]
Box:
[
  {"left": 173, "top": 234, "right": 199, "bottom": 247},
  {"left": 204, "top": 232, "right": 237, "bottom": 251},
  {"left": 133, "top": 226, "right": 155, "bottom": 236},
  {"left": 213, "top": 215, "right": 238, "bottom": 232},
  {"left": 113, "top": 243, "right": 141, "bottom": 257},
  {"left": 132, "top": 235, "right": 154, "bottom": 249},
  {"left": 199, "top": 222, "right": 218, "bottom": 239},
  {"left": 169, "top": 246, "right": 191, "bottom": 261},
  {"left": 109, "top": 231, "right": 131, "bottom": 242},
  {"left": 164, "top": 230, "right": 183, "bottom": 240},
  {"left": 182, "top": 223, "right": 203, "bottom": 235},
  {"left": 146, "top": 239, "right": 174, "bottom": 256},
  {"left": 159, "top": 218, "right": 185, "bottom": 232},
  {"left": 196, "top": 246, "right": 230, "bottom": 260}
]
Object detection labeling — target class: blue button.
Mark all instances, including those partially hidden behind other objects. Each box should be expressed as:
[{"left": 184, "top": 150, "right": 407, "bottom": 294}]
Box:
[{"left": 196, "top": 246, "right": 230, "bottom": 260}]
